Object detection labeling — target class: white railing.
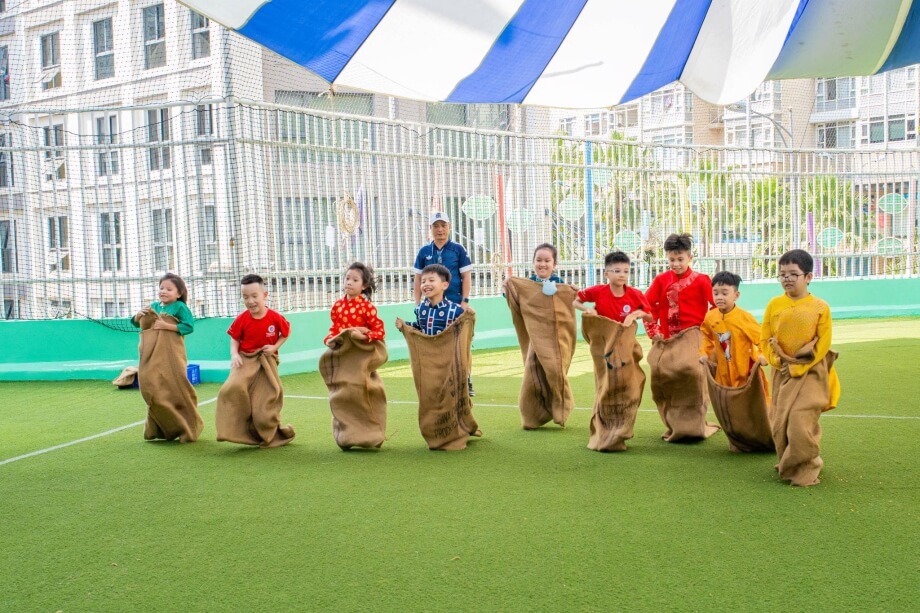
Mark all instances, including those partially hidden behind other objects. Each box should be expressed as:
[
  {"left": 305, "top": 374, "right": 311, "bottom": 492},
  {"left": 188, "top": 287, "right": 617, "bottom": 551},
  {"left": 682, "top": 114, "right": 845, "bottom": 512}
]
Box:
[{"left": 1, "top": 99, "right": 917, "bottom": 320}]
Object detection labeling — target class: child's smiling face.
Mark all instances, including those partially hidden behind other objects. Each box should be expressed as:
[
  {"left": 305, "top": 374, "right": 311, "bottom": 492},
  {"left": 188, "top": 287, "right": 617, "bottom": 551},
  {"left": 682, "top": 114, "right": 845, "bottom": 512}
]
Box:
[
  {"left": 158, "top": 279, "right": 180, "bottom": 305},
  {"left": 419, "top": 272, "right": 449, "bottom": 302},
  {"left": 241, "top": 282, "right": 268, "bottom": 316},
  {"left": 667, "top": 250, "right": 693, "bottom": 276},
  {"left": 532, "top": 248, "right": 556, "bottom": 280}
]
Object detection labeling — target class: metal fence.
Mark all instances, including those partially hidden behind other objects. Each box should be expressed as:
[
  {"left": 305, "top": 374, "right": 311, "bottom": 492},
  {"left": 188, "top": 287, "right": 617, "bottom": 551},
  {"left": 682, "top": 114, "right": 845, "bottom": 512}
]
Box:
[{"left": 1, "top": 98, "right": 918, "bottom": 320}]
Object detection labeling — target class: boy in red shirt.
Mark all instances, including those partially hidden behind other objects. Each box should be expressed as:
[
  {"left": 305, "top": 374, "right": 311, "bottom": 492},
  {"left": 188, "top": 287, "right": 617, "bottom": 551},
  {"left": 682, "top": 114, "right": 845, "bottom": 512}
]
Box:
[
  {"left": 645, "top": 233, "right": 719, "bottom": 442},
  {"left": 574, "top": 250, "right": 654, "bottom": 330},
  {"left": 645, "top": 233, "right": 715, "bottom": 340},
  {"left": 216, "top": 274, "right": 295, "bottom": 448}
]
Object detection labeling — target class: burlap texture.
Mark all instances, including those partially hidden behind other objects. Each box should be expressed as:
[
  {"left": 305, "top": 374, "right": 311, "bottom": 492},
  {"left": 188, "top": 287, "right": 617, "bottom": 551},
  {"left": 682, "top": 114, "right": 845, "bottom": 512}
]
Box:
[
  {"left": 647, "top": 326, "right": 720, "bottom": 442},
  {"left": 770, "top": 339, "right": 839, "bottom": 486},
  {"left": 215, "top": 351, "right": 295, "bottom": 448},
  {"left": 581, "top": 314, "right": 646, "bottom": 451},
  {"left": 112, "top": 366, "right": 138, "bottom": 388},
  {"left": 505, "top": 278, "right": 577, "bottom": 429},
  {"left": 136, "top": 311, "right": 203, "bottom": 442},
  {"left": 319, "top": 330, "right": 389, "bottom": 450},
  {"left": 705, "top": 360, "right": 773, "bottom": 452},
  {"left": 401, "top": 310, "right": 481, "bottom": 450}
]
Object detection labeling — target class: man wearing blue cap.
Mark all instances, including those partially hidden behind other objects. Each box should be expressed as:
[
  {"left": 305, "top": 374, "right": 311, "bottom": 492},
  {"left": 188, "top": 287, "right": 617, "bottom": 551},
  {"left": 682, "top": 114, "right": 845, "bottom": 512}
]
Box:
[
  {"left": 411, "top": 210, "right": 476, "bottom": 395},
  {"left": 412, "top": 211, "right": 474, "bottom": 311}
]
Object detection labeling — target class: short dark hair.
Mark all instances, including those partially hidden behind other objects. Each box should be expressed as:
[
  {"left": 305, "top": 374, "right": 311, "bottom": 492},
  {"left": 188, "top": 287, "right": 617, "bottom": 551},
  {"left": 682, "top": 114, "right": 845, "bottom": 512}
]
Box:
[
  {"left": 240, "top": 273, "right": 265, "bottom": 287},
  {"left": 346, "top": 262, "right": 377, "bottom": 298},
  {"left": 420, "top": 263, "right": 451, "bottom": 283},
  {"left": 533, "top": 243, "right": 558, "bottom": 263},
  {"left": 159, "top": 273, "right": 188, "bottom": 304},
  {"left": 604, "top": 250, "right": 630, "bottom": 266},
  {"left": 711, "top": 271, "right": 742, "bottom": 289},
  {"left": 663, "top": 233, "right": 693, "bottom": 253},
  {"left": 778, "top": 249, "right": 814, "bottom": 275}
]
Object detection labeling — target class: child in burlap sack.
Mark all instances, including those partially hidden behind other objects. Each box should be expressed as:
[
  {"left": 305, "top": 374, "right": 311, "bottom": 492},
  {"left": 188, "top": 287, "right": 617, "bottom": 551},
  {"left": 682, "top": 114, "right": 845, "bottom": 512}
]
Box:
[
  {"left": 645, "top": 233, "right": 719, "bottom": 442},
  {"left": 320, "top": 263, "right": 388, "bottom": 450},
  {"left": 504, "top": 243, "right": 577, "bottom": 429},
  {"left": 761, "top": 250, "right": 841, "bottom": 486},
  {"left": 699, "top": 271, "right": 773, "bottom": 453},
  {"left": 130, "top": 273, "right": 203, "bottom": 442},
  {"left": 397, "top": 264, "right": 481, "bottom": 450},
  {"left": 574, "top": 251, "right": 654, "bottom": 451},
  {"left": 215, "top": 274, "right": 295, "bottom": 448}
]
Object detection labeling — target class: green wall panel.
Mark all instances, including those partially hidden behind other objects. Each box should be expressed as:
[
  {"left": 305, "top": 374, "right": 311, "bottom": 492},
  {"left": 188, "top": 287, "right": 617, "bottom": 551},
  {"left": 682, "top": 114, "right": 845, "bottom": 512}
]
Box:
[{"left": 2, "top": 278, "right": 918, "bottom": 382}]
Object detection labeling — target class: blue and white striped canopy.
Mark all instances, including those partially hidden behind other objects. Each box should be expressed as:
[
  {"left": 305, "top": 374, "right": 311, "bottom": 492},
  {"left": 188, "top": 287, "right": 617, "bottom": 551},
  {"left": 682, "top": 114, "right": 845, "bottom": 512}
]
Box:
[{"left": 182, "top": 0, "right": 920, "bottom": 108}]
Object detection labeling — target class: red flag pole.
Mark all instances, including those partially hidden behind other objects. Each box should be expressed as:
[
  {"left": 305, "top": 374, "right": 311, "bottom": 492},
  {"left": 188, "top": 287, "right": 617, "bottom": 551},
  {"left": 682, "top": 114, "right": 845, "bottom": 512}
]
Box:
[{"left": 496, "top": 173, "right": 512, "bottom": 278}]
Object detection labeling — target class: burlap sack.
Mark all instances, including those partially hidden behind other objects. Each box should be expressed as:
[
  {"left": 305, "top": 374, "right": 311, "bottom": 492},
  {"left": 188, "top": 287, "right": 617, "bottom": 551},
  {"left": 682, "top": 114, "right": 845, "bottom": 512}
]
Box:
[
  {"left": 401, "top": 310, "right": 481, "bottom": 450},
  {"left": 505, "top": 278, "right": 577, "bottom": 429},
  {"left": 647, "top": 326, "right": 720, "bottom": 442},
  {"left": 112, "top": 366, "right": 138, "bottom": 388},
  {"left": 136, "top": 311, "right": 203, "bottom": 442},
  {"left": 769, "top": 339, "right": 839, "bottom": 486},
  {"left": 319, "top": 330, "right": 389, "bottom": 450},
  {"left": 215, "top": 351, "right": 295, "bottom": 448},
  {"left": 581, "top": 314, "right": 646, "bottom": 452},
  {"left": 705, "top": 360, "right": 773, "bottom": 452}
]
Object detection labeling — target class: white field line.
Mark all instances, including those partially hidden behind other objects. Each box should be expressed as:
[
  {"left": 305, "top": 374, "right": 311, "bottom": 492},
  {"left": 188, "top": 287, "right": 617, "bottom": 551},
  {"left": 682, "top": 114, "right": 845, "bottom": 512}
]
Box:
[
  {"left": 3, "top": 394, "right": 916, "bottom": 468},
  {"left": 286, "top": 396, "right": 920, "bottom": 420},
  {"left": 0, "top": 397, "right": 218, "bottom": 467}
]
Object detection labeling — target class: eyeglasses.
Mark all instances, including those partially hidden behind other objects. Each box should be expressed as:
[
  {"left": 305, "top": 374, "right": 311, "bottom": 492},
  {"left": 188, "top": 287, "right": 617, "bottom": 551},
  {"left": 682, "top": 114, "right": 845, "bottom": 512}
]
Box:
[{"left": 777, "top": 273, "right": 805, "bottom": 281}]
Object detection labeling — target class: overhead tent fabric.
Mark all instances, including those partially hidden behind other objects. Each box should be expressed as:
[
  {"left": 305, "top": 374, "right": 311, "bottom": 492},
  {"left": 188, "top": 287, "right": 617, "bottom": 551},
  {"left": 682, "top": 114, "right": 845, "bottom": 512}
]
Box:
[{"left": 181, "top": 0, "right": 920, "bottom": 108}]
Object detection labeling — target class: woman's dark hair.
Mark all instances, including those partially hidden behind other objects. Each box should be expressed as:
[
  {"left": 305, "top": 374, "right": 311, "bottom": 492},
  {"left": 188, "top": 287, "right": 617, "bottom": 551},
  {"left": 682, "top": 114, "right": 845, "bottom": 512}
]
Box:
[
  {"left": 347, "top": 262, "right": 378, "bottom": 298},
  {"left": 159, "top": 273, "right": 188, "bottom": 304},
  {"left": 778, "top": 249, "right": 814, "bottom": 275},
  {"left": 663, "top": 233, "right": 693, "bottom": 253},
  {"left": 533, "top": 243, "right": 558, "bottom": 263}
]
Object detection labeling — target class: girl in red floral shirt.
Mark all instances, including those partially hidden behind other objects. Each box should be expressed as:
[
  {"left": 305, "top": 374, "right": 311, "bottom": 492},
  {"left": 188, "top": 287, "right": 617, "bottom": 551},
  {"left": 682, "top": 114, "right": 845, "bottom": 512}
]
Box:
[{"left": 324, "top": 262, "right": 386, "bottom": 346}]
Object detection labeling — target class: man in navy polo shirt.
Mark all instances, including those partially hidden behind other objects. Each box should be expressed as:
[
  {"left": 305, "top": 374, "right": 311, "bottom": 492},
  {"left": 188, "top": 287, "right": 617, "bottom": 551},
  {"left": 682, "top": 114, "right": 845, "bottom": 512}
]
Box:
[
  {"left": 412, "top": 211, "right": 476, "bottom": 395},
  {"left": 412, "top": 212, "right": 474, "bottom": 311}
]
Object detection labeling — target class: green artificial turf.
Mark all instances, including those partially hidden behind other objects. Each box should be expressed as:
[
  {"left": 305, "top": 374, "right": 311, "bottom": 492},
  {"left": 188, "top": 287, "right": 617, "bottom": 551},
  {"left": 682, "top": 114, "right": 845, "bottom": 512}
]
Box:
[{"left": 1, "top": 319, "right": 918, "bottom": 612}]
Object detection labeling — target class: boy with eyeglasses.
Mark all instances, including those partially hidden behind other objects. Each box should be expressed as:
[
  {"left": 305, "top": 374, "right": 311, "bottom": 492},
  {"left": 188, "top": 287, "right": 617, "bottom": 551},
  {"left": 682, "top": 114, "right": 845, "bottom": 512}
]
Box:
[
  {"left": 761, "top": 249, "right": 841, "bottom": 486},
  {"left": 573, "top": 250, "right": 653, "bottom": 329}
]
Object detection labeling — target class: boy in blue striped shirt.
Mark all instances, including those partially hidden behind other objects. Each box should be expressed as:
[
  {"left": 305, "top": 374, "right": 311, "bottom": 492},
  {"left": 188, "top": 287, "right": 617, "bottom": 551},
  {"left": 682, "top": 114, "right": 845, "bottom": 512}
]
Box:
[{"left": 396, "top": 264, "right": 464, "bottom": 335}]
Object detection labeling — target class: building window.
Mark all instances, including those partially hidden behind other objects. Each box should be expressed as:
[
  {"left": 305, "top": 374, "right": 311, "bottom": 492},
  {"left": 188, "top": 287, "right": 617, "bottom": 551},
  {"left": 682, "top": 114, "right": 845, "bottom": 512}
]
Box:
[
  {"left": 152, "top": 207, "right": 174, "bottom": 271},
  {"left": 0, "top": 133, "right": 12, "bottom": 187},
  {"left": 147, "top": 109, "right": 170, "bottom": 170},
  {"left": 559, "top": 117, "right": 575, "bottom": 136},
  {"left": 143, "top": 4, "right": 166, "bottom": 69},
  {"left": 0, "top": 218, "right": 15, "bottom": 273},
  {"left": 887, "top": 114, "right": 916, "bottom": 142},
  {"left": 96, "top": 115, "right": 119, "bottom": 176},
  {"left": 196, "top": 104, "right": 213, "bottom": 165},
  {"left": 198, "top": 203, "right": 217, "bottom": 270},
  {"left": 93, "top": 18, "right": 115, "bottom": 80},
  {"left": 100, "top": 212, "right": 123, "bottom": 272},
  {"left": 191, "top": 11, "right": 210, "bottom": 59},
  {"left": 47, "top": 215, "right": 70, "bottom": 272},
  {"left": 43, "top": 123, "right": 66, "bottom": 180},
  {"left": 0, "top": 46, "right": 9, "bottom": 101},
  {"left": 48, "top": 299, "right": 72, "bottom": 318},
  {"left": 103, "top": 301, "right": 126, "bottom": 318},
  {"left": 0, "top": 2, "right": 6, "bottom": 13},
  {"left": 584, "top": 113, "right": 605, "bottom": 137},
  {"left": 817, "top": 122, "right": 854, "bottom": 149},
  {"left": 40, "top": 32, "right": 62, "bottom": 90}
]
